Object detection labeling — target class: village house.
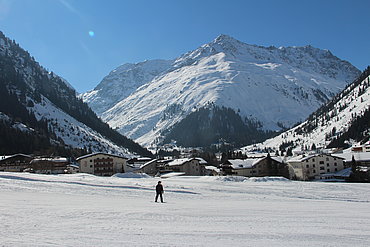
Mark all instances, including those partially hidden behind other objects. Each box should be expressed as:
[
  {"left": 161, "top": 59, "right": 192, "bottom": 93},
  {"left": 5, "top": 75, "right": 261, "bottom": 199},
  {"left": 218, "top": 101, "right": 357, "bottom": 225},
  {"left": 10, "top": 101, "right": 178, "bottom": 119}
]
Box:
[
  {"left": 164, "top": 158, "right": 207, "bottom": 176},
  {"left": 0, "top": 154, "right": 33, "bottom": 172},
  {"left": 76, "top": 153, "right": 127, "bottom": 176},
  {"left": 287, "top": 153, "right": 345, "bottom": 181},
  {"left": 204, "top": 165, "right": 221, "bottom": 176},
  {"left": 221, "top": 155, "right": 287, "bottom": 177},
  {"left": 29, "top": 157, "right": 70, "bottom": 174},
  {"left": 126, "top": 157, "right": 153, "bottom": 173},
  {"left": 66, "top": 164, "right": 79, "bottom": 174},
  {"left": 138, "top": 159, "right": 159, "bottom": 176}
]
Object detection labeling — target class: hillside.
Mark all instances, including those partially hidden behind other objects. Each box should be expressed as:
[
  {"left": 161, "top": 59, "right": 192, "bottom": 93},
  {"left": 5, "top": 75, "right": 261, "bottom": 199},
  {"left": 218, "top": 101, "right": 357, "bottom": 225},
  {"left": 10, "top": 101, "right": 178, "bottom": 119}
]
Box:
[
  {"left": 241, "top": 67, "right": 370, "bottom": 154},
  {"left": 0, "top": 31, "right": 152, "bottom": 157},
  {"left": 83, "top": 35, "right": 360, "bottom": 148}
]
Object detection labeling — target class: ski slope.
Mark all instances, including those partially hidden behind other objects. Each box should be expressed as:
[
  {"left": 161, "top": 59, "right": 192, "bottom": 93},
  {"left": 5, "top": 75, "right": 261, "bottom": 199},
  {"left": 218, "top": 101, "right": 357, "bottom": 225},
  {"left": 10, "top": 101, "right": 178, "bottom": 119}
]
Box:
[{"left": 1, "top": 172, "right": 370, "bottom": 246}]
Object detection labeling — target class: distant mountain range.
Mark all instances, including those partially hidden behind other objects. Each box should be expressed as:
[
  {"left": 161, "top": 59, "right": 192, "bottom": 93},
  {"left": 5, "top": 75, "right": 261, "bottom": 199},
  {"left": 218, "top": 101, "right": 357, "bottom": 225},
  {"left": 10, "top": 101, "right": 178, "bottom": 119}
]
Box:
[
  {"left": 82, "top": 34, "right": 360, "bottom": 149},
  {"left": 0, "top": 31, "right": 152, "bottom": 157}
]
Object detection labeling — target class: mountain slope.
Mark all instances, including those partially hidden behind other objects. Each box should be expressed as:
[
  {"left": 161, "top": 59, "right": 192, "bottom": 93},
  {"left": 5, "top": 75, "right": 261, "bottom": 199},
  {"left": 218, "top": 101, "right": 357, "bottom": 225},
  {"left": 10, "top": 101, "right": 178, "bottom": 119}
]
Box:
[
  {"left": 83, "top": 34, "right": 360, "bottom": 148},
  {"left": 83, "top": 59, "right": 173, "bottom": 116},
  {"left": 241, "top": 67, "right": 370, "bottom": 154},
  {"left": 0, "top": 31, "right": 152, "bottom": 157}
]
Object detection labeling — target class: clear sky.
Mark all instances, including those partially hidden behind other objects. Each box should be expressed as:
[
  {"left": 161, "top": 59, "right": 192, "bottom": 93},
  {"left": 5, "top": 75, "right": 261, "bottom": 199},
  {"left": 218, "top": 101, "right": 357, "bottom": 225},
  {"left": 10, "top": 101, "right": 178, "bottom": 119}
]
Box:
[{"left": 0, "top": 0, "right": 369, "bottom": 93}]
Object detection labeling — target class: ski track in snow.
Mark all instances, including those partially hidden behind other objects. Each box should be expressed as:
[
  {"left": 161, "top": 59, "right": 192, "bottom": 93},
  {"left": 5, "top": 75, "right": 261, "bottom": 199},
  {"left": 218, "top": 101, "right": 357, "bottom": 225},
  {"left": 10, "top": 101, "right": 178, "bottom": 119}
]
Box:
[{"left": 1, "top": 172, "right": 370, "bottom": 246}]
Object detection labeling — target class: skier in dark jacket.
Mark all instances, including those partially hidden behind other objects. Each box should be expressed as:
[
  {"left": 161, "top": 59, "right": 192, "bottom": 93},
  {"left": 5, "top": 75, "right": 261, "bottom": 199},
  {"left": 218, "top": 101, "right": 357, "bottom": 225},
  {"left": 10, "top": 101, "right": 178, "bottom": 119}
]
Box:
[{"left": 155, "top": 181, "right": 164, "bottom": 203}]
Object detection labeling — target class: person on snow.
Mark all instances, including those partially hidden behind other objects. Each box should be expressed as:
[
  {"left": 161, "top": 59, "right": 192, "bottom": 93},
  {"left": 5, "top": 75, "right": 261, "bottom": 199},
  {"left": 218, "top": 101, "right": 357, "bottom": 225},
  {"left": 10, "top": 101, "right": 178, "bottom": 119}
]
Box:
[{"left": 155, "top": 181, "right": 164, "bottom": 203}]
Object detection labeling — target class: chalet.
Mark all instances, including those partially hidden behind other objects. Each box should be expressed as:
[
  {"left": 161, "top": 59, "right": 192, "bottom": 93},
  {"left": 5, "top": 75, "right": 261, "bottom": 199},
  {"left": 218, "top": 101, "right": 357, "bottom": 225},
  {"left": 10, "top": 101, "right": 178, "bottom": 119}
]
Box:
[
  {"left": 204, "top": 166, "right": 221, "bottom": 176},
  {"left": 287, "top": 153, "right": 345, "bottom": 181},
  {"left": 76, "top": 153, "right": 127, "bottom": 176},
  {"left": 164, "top": 158, "right": 206, "bottom": 176},
  {"left": 0, "top": 154, "right": 33, "bottom": 172},
  {"left": 66, "top": 164, "right": 79, "bottom": 174},
  {"left": 138, "top": 159, "right": 159, "bottom": 176},
  {"left": 126, "top": 157, "right": 153, "bottom": 173},
  {"left": 29, "top": 157, "right": 69, "bottom": 174},
  {"left": 221, "top": 155, "right": 286, "bottom": 177}
]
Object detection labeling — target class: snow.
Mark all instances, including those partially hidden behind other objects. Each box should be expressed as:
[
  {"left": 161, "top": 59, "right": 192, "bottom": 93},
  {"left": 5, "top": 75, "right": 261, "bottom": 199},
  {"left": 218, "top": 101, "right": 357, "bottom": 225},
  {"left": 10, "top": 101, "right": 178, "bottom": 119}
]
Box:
[
  {"left": 82, "top": 35, "right": 359, "bottom": 147},
  {"left": 29, "top": 95, "right": 131, "bottom": 156},
  {"left": 241, "top": 73, "right": 370, "bottom": 153},
  {"left": 1, "top": 172, "right": 370, "bottom": 246},
  {"left": 228, "top": 158, "right": 264, "bottom": 169},
  {"left": 112, "top": 172, "right": 151, "bottom": 178}
]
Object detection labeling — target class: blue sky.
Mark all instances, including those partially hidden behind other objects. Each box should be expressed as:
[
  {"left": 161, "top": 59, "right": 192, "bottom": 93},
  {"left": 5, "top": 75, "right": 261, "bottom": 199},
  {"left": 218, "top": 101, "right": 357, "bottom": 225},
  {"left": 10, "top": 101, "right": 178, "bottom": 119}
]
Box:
[{"left": 0, "top": 0, "right": 369, "bottom": 93}]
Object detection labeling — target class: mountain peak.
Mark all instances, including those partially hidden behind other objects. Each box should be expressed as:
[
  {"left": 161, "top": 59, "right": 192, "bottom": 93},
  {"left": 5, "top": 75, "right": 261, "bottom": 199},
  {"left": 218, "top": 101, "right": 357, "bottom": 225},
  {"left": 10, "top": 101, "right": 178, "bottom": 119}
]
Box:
[{"left": 213, "top": 34, "right": 239, "bottom": 43}]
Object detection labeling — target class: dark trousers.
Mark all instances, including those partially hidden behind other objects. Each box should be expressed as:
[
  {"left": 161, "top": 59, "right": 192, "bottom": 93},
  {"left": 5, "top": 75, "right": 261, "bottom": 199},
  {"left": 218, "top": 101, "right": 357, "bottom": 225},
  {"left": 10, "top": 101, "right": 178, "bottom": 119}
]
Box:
[{"left": 155, "top": 192, "right": 163, "bottom": 202}]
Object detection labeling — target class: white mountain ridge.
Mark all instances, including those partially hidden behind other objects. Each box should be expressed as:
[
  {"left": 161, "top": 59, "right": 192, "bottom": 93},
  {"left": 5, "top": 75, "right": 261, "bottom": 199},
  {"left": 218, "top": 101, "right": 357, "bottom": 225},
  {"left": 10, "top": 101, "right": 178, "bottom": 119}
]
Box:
[
  {"left": 241, "top": 71, "right": 370, "bottom": 153},
  {"left": 82, "top": 34, "right": 360, "bottom": 148},
  {"left": 0, "top": 32, "right": 133, "bottom": 156}
]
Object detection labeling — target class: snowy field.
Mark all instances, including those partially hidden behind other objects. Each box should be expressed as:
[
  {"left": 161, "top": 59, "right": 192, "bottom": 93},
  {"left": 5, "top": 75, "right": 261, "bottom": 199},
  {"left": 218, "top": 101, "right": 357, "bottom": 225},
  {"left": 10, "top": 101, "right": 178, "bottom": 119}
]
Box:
[{"left": 1, "top": 173, "right": 370, "bottom": 247}]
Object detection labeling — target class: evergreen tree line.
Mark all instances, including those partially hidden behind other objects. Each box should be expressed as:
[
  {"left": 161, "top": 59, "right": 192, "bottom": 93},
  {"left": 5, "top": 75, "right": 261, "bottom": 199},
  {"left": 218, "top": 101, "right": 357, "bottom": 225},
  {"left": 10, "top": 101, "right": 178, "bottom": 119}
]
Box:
[
  {"left": 328, "top": 106, "right": 370, "bottom": 148},
  {"left": 163, "top": 105, "right": 278, "bottom": 149}
]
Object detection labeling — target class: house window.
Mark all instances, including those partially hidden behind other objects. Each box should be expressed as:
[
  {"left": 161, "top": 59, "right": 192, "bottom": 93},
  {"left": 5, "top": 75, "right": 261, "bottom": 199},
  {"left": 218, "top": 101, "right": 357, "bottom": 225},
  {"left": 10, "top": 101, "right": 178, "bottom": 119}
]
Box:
[
  {"left": 313, "top": 169, "right": 316, "bottom": 173},
  {"left": 335, "top": 168, "right": 338, "bottom": 171},
  {"left": 312, "top": 158, "right": 315, "bottom": 162},
  {"left": 327, "top": 163, "right": 330, "bottom": 167},
  {"left": 90, "top": 165, "right": 93, "bottom": 168},
  {"left": 306, "top": 165, "right": 309, "bottom": 168},
  {"left": 326, "top": 157, "right": 329, "bottom": 161},
  {"left": 334, "top": 162, "right": 337, "bottom": 166},
  {"left": 327, "top": 169, "right": 330, "bottom": 172},
  {"left": 320, "top": 167, "right": 324, "bottom": 170},
  {"left": 313, "top": 164, "right": 316, "bottom": 168},
  {"left": 319, "top": 161, "right": 324, "bottom": 165}
]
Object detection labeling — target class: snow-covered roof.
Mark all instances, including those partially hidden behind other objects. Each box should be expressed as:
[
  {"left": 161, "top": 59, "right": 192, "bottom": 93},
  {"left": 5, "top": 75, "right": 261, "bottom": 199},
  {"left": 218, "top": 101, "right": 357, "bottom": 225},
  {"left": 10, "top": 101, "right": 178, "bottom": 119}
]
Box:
[
  {"left": 228, "top": 158, "right": 265, "bottom": 169},
  {"left": 333, "top": 152, "right": 370, "bottom": 162},
  {"left": 318, "top": 167, "right": 352, "bottom": 178},
  {"left": 287, "top": 155, "right": 315, "bottom": 163},
  {"left": 139, "top": 159, "right": 158, "bottom": 169},
  {"left": 287, "top": 153, "right": 344, "bottom": 163},
  {"left": 205, "top": 166, "right": 220, "bottom": 172},
  {"left": 76, "top": 152, "right": 128, "bottom": 161},
  {"left": 167, "top": 157, "right": 206, "bottom": 167},
  {"left": 32, "top": 157, "right": 68, "bottom": 163},
  {"left": 0, "top": 154, "right": 32, "bottom": 161},
  {"left": 270, "top": 156, "right": 284, "bottom": 163},
  {"left": 195, "top": 158, "right": 208, "bottom": 164},
  {"left": 167, "top": 158, "right": 192, "bottom": 167}
]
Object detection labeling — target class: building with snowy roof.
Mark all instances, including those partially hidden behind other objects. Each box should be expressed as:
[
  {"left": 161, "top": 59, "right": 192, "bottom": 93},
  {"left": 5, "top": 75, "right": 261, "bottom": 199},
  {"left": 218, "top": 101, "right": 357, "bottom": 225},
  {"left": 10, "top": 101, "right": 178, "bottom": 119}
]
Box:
[
  {"left": 333, "top": 151, "right": 370, "bottom": 167},
  {"left": 30, "top": 157, "right": 69, "bottom": 174},
  {"left": 287, "top": 153, "right": 345, "bottom": 181},
  {"left": 164, "top": 158, "right": 207, "bottom": 176},
  {"left": 221, "top": 155, "right": 287, "bottom": 177},
  {"left": 0, "top": 154, "right": 32, "bottom": 172},
  {"left": 76, "top": 153, "right": 127, "bottom": 176},
  {"left": 138, "top": 159, "right": 159, "bottom": 176}
]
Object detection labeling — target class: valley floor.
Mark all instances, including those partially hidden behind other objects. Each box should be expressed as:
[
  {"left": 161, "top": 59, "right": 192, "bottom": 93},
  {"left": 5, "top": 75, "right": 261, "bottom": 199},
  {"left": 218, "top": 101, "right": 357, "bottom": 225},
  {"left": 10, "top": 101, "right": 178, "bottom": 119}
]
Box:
[{"left": 1, "top": 173, "right": 370, "bottom": 246}]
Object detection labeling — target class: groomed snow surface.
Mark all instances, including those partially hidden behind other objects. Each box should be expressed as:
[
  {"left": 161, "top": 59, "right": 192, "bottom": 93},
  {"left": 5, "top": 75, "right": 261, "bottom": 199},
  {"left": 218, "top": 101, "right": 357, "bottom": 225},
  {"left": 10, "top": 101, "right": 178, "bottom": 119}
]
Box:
[{"left": 1, "top": 173, "right": 370, "bottom": 246}]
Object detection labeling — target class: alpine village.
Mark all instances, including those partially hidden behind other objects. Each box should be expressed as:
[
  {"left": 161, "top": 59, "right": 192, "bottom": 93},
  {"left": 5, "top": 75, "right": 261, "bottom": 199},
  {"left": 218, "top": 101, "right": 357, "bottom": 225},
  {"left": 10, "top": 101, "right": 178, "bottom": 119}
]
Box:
[{"left": 1, "top": 30, "right": 369, "bottom": 183}]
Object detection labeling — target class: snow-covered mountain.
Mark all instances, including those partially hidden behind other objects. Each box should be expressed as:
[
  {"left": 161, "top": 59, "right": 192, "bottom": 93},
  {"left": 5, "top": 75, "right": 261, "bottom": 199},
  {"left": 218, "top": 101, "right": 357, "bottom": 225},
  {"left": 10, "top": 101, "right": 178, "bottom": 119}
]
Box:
[
  {"left": 0, "top": 31, "right": 151, "bottom": 157},
  {"left": 83, "top": 59, "right": 173, "bottom": 116},
  {"left": 82, "top": 34, "right": 360, "bottom": 148},
  {"left": 241, "top": 67, "right": 370, "bottom": 154}
]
